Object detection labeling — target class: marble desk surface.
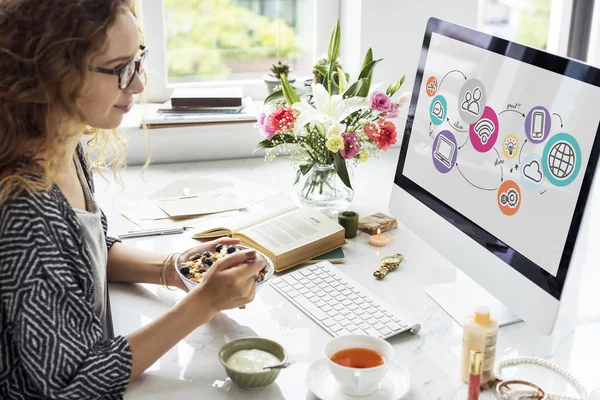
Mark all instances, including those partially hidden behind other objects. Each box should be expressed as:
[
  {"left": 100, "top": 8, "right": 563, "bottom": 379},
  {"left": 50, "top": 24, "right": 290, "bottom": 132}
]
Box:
[{"left": 93, "top": 149, "right": 600, "bottom": 399}]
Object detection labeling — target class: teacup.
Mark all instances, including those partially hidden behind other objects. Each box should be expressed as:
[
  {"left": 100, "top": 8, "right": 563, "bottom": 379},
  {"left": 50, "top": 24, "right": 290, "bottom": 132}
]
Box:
[{"left": 325, "top": 335, "right": 394, "bottom": 396}]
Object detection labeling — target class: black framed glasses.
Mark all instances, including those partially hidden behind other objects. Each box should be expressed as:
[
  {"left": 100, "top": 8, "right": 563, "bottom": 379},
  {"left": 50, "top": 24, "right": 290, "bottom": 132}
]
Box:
[{"left": 89, "top": 45, "right": 148, "bottom": 90}]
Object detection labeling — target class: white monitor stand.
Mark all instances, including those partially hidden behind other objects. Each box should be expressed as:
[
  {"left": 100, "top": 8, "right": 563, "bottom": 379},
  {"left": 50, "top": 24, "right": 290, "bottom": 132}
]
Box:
[{"left": 425, "top": 270, "right": 521, "bottom": 327}]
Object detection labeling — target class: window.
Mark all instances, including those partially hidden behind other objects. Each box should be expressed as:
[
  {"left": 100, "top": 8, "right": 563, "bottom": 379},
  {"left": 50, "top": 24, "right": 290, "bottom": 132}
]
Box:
[
  {"left": 141, "top": 0, "right": 340, "bottom": 102},
  {"left": 477, "top": 0, "right": 597, "bottom": 63},
  {"left": 477, "top": 0, "right": 560, "bottom": 51}
]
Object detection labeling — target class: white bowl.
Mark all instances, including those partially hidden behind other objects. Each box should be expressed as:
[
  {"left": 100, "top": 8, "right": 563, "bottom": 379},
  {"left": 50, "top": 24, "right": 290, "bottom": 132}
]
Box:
[{"left": 175, "top": 244, "right": 274, "bottom": 292}]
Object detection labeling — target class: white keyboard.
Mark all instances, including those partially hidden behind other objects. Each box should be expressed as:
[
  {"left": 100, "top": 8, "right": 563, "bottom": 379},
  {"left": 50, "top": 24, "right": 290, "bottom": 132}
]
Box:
[{"left": 270, "top": 261, "right": 421, "bottom": 339}]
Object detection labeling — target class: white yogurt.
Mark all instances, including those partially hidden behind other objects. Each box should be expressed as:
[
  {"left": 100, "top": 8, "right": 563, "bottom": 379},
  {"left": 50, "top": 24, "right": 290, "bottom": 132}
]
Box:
[{"left": 226, "top": 349, "right": 281, "bottom": 373}]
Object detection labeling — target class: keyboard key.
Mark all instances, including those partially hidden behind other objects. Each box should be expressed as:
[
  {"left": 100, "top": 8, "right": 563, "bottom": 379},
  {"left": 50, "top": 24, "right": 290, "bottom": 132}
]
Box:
[
  {"left": 323, "top": 318, "right": 337, "bottom": 327},
  {"left": 341, "top": 289, "right": 352, "bottom": 296},
  {"left": 366, "top": 317, "right": 378, "bottom": 325},
  {"left": 380, "top": 327, "right": 393, "bottom": 336},
  {"left": 330, "top": 324, "right": 343, "bottom": 332},
  {"left": 321, "top": 305, "right": 332, "bottom": 313},
  {"left": 315, "top": 300, "right": 326, "bottom": 308},
  {"left": 339, "top": 318, "right": 352, "bottom": 327},
  {"left": 334, "top": 294, "right": 346, "bottom": 302},
  {"left": 341, "top": 299, "right": 352, "bottom": 307},
  {"left": 355, "top": 309, "right": 366, "bottom": 316},
  {"left": 386, "top": 322, "right": 401, "bottom": 331},
  {"left": 305, "top": 282, "right": 316, "bottom": 289},
  {"left": 282, "top": 275, "right": 297, "bottom": 285},
  {"left": 298, "top": 288, "right": 309, "bottom": 295},
  {"left": 299, "top": 269, "right": 312, "bottom": 277},
  {"left": 324, "top": 277, "right": 335, "bottom": 284},
  {"left": 317, "top": 281, "right": 329, "bottom": 289},
  {"left": 372, "top": 311, "right": 384, "bottom": 319},
  {"left": 333, "top": 314, "right": 344, "bottom": 322},
  {"left": 316, "top": 291, "right": 327, "bottom": 299},
  {"left": 286, "top": 290, "right": 300, "bottom": 298},
  {"left": 374, "top": 322, "right": 386, "bottom": 331},
  {"left": 380, "top": 317, "right": 391, "bottom": 324},
  {"left": 350, "top": 316, "right": 363, "bottom": 324},
  {"left": 321, "top": 294, "right": 333, "bottom": 302},
  {"left": 364, "top": 327, "right": 382, "bottom": 338},
  {"left": 337, "top": 328, "right": 352, "bottom": 336},
  {"left": 347, "top": 324, "right": 360, "bottom": 332},
  {"left": 360, "top": 302, "right": 371, "bottom": 310},
  {"left": 308, "top": 265, "right": 319, "bottom": 271},
  {"left": 327, "top": 309, "right": 339, "bottom": 317},
  {"left": 366, "top": 307, "right": 378, "bottom": 314},
  {"left": 358, "top": 322, "right": 370, "bottom": 330},
  {"left": 331, "top": 281, "right": 343, "bottom": 289},
  {"left": 347, "top": 293, "right": 358, "bottom": 301},
  {"left": 293, "top": 296, "right": 329, "bottom": 321},
  {"left": 333, "top": 304, "right": 345, "bottom": 311},
  {"left": 347, "top": 303, "right": 359, "bottom": 311}
]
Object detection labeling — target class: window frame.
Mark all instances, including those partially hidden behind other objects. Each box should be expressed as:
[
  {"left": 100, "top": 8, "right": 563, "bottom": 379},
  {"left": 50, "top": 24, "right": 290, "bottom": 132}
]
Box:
[{"left": 140, "top": 0, "right": 341, "bottom": 103}]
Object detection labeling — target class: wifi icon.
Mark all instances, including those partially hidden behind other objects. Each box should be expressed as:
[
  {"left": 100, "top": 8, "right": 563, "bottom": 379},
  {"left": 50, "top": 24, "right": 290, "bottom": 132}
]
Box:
[
  {"left": 468, "top": 106, "right": 499, "bottom": 152},
  {"left": 474, "top": 118, "right": 495, "bottom": 144}
]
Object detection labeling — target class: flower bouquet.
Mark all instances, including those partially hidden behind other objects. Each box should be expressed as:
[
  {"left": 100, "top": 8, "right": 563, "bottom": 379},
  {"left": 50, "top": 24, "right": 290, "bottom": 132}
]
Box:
[{"left": 255, "top": 20, "right": 410, "bottom": 211}]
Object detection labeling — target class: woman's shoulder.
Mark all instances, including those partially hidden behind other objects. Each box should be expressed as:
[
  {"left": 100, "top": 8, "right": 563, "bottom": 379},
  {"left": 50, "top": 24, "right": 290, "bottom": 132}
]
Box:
[{"left": 0, "top": 184, "right": 70, "bottom": 240}]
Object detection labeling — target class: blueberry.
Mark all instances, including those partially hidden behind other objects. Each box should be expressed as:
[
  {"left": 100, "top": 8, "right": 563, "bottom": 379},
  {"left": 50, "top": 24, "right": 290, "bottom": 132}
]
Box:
[
  {"left": 215, "top": 244, "right": 223, "bottom": 252},
  {"left": 203, "top": 258, "right": 213, "bottom": 267},
  {"left": 191, "top": 253, "right": 202, "bottom": 261},
  {"left": 227, "top": 246, "right": 236, "bottom": 254},
  {"left": 202, "top": 251, "right": 211, "bottom": 258},
  {"left": 179, "top": 266, "right": 190, "bottom": 275}
]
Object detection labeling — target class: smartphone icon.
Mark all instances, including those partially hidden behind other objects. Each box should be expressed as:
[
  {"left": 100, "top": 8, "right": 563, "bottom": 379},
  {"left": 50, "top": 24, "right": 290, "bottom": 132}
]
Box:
[{"left": 532, "top": 111, "right": 545, "bottom": 139}]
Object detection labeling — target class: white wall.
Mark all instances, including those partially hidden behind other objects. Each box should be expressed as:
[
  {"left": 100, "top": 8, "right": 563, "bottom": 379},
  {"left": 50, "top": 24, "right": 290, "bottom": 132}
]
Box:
[
  {"left": 588, "top": 2, "right": 600, "bottom": 68},
  {"left": 340, "top": 0, "right": 478, "bottom": 132}
]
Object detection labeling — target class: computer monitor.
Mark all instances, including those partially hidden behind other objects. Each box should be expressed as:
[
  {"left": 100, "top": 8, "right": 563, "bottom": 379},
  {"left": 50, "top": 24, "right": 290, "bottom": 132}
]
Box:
[{"left": 390, "top": 17, "right": 600, "bottom": 334}]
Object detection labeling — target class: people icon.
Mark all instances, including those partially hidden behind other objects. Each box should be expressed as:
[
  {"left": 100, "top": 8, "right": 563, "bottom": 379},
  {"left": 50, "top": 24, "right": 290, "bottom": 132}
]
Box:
[{"left": 461, "top": 87, "right": 482, "bottom": 116}]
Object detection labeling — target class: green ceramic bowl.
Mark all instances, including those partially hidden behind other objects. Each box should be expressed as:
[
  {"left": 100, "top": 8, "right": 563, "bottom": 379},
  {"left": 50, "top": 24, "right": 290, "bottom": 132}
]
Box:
[{"left": 219, "top": 337, "right": 287, "bottom": 390}]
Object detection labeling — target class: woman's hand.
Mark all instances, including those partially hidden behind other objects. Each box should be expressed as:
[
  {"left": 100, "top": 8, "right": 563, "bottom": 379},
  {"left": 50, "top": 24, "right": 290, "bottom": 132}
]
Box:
[
  {"left": 165, "top": 237, "right": 242, "bottom": 292},
  {"left": 187, "top": 247, "right": 266, "bottom": 324}
]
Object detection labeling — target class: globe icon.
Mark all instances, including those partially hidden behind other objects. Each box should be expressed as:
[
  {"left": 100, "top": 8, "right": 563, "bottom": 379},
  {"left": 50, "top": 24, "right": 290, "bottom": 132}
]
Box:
[{"left": 548, "top": 141, "right": 575, "bottom": 179}]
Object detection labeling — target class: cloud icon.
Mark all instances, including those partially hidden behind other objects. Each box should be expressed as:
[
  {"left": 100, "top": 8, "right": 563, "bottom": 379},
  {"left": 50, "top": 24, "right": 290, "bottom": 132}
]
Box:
[{"left": 523, "top": 160, "right": 543, "bottom": 183}]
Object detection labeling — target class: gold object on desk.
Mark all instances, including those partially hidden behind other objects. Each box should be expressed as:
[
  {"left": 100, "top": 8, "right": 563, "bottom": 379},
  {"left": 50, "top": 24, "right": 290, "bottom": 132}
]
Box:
[{"left": 373, "top": 253, "right": 404, "bottom": 279}]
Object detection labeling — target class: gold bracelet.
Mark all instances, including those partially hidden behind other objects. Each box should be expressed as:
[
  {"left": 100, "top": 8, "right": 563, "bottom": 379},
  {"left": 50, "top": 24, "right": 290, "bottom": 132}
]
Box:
[{"left": 160, "top": 252, "right": 180, "bottom": 291}]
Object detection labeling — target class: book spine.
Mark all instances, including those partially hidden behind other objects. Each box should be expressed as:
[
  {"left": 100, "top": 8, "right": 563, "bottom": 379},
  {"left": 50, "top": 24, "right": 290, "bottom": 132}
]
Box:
[{"left": 171, "top": 98, "right": 243, "bottom": 108}]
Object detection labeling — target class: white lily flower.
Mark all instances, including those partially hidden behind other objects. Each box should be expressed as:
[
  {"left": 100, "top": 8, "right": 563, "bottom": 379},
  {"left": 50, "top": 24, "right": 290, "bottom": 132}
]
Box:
[{"left": 292, "top": 84, "right": 366, "bottom": 138}]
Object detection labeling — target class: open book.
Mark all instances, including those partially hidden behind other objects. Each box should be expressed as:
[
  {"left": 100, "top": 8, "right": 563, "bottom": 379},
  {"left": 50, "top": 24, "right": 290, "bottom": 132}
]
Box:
[{"left": 192, "top": 196, "right": 346, "bottom": 272}]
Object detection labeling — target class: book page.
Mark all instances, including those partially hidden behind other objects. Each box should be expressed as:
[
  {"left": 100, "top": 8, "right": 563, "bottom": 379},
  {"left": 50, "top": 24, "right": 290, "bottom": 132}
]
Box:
[
  {"left": 192, "top": 192, "right": 297, "bottom": 238},
  {"left": 237, "top": 207, "right": 344, "bottom": 256}
]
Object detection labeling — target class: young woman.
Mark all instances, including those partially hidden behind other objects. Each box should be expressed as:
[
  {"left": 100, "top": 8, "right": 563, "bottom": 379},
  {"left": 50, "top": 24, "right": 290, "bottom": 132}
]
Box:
[{"left": 0, "top": 1, "right": 265, "bottom": 398}]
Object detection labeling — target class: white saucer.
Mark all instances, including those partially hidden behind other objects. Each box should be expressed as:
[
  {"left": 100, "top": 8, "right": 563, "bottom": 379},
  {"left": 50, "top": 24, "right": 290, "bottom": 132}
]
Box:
[{"left": 306, "top": 359, "right": 410, "bottom": 400}]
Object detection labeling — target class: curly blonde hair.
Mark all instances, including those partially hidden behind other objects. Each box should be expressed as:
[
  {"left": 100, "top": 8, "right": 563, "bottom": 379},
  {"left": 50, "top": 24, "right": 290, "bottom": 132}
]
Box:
[{"left": 0, "top": 0, "right": 139, "bottom": 203}]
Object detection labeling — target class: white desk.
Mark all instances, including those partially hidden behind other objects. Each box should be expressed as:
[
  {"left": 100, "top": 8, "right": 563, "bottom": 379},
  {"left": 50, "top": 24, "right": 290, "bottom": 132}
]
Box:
[{"left": 94, "top": 150, "right": 600, "bottom": 399}]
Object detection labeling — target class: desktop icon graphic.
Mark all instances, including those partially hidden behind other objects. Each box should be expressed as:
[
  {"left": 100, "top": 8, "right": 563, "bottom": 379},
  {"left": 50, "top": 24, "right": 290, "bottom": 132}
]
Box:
[{"left": 432, "top": 130, "right": 458, "bottom": 173}]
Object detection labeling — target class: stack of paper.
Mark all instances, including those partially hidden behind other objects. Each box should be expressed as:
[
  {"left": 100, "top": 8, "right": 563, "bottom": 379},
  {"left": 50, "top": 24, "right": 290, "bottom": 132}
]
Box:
[{"left": 120, "top": 177, "right": 281, "bottom": 230}]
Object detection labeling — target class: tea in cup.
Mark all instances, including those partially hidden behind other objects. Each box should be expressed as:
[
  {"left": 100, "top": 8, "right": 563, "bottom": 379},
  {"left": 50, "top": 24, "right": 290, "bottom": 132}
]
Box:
[{"left": 325, "top": 335, "right": 394, "bottom": 396}]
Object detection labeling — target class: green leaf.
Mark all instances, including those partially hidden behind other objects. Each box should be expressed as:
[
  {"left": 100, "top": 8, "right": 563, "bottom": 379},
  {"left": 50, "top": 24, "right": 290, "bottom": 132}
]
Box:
[
  {"left": 313, "top": 65, "right": 328, "bottom": 78},
  {"left": 300, "top": 162, "right": 314, "bottom": 175},
  {"left": 361, "top": 48, "right": 373, "bottom": 72},
  {"left": 358, "top": 58, "right": 383, "bottom": 88},
  {"left": 333, "top": 152, "right": 352, "bottom": 190},
  {"left": 343, "top": 77, "right": 369, "bottom": 99},
  {"left": 294, "top": 168, "right": 303, "bottom": 186},
  {"left": 256, "top": 140, "right": 277, "bottom": 149},
  {"left": 327, "top": 20, "right": 341, "bottom": 62},
  {"left": 280, "top": 74, "right": 300, "bottom": 106},
  {"left": 337, "top": 67, "right": 348, "bottom": 92},
  {"left": 264, "top": 86, "right": 312, "bottom": 105}
]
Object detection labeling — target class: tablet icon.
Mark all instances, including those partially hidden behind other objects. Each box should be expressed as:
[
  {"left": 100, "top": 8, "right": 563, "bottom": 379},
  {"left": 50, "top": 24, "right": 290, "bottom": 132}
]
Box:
[
  {"left": 432, "top": 130, "right": 458, "bottom": 173},
  {"left": 525, "top": 106, "right": 551, "bottom": 143}
]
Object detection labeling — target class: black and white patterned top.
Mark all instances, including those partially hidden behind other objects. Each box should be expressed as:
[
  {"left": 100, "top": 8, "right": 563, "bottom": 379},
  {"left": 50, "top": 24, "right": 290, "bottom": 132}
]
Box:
[{"left": 0, "top": 145, "right": 132, "bottom": 399}]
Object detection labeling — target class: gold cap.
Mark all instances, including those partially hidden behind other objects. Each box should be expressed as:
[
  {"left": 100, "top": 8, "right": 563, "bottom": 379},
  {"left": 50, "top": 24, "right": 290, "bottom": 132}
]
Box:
[{"left": 469, "top": 349, "right": 482, "bottom": 375}]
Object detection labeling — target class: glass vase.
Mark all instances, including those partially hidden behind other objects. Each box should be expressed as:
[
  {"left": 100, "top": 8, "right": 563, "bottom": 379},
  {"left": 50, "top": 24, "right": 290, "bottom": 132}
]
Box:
[{"left": 297, "top": 163, "right": 354, "bottom": 213}]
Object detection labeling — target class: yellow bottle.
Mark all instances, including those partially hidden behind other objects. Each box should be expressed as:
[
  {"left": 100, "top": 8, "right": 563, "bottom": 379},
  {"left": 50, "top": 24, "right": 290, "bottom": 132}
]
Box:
[{"left": 460, "top": 305, "right": 498, "bottom": 385}]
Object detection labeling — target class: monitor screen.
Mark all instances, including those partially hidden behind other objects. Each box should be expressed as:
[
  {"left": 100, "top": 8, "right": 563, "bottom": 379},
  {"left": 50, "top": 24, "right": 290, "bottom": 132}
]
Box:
[{"left": 395, "top": 19, "right": 600, "bottom": 300}]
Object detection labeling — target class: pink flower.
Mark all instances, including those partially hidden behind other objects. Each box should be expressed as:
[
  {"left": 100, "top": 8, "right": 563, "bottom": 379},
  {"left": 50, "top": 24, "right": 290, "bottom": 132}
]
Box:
[
  {"left": 364, "top": 120, "right": 397, "bottom": 150},
  {"left": 370, "top": 91, "right": 392, "bottom": 112},
  {"left": 256, "top": 112, "right": 277, "bottom": 139},
  {"left": 385, "top": 103, "right": 399, "bottom": 119},
  {"left": 269, "top": 106, "right": 297, "bottom": 132},
  {"left": 340, "top": 132, "right": 361, "bottom": 159}
]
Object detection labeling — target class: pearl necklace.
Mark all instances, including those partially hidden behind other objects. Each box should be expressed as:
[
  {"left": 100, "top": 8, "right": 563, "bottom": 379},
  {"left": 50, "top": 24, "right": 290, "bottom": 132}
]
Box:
[{"left": 494, "top": 357, "right": 588, "bottom": 400}]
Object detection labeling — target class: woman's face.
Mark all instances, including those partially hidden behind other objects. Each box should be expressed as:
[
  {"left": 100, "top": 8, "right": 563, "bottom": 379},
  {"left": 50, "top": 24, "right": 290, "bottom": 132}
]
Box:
[{"left": 78, "top": 9, "right": 144, "bottom": 130}]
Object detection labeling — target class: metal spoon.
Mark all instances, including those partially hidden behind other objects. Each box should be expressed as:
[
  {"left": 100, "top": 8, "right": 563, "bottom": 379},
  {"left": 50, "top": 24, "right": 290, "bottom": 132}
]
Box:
[{"left": 263, "top": 361, "right": 294, "bottom": 370}]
